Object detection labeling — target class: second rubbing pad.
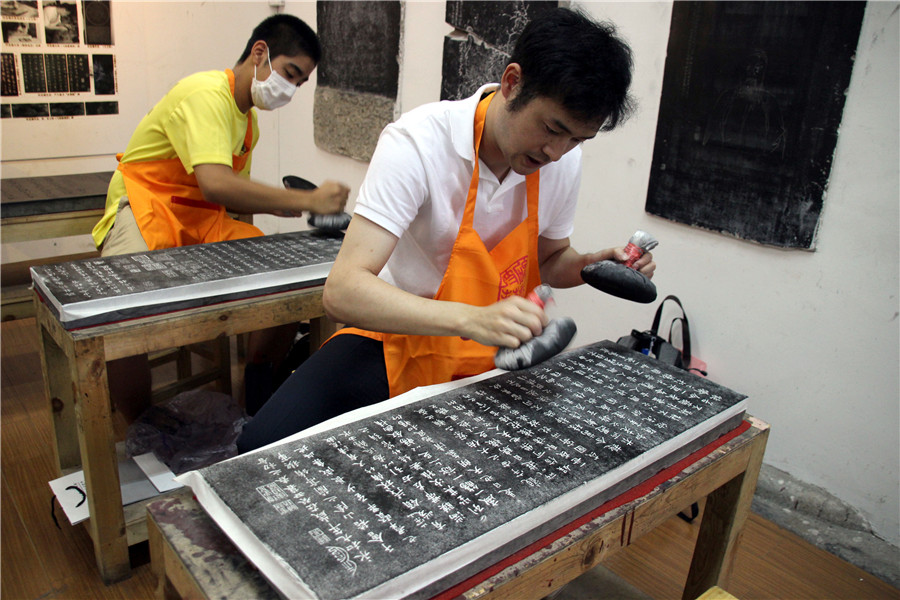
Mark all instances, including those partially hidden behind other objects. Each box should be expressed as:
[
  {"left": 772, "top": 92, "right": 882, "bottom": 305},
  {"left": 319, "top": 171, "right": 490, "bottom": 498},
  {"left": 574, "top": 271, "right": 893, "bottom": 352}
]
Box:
[
  {"left": 307, "top": 212, "right": 352, "bottom": 231},
  {"left": 581, "top": 260, "right": 657, "bottom": 304},
  {"left": 283, "top": 175, "right": 352, "bottom": 232},
  {"left": 494, "top": 317, "right": 577, "bottom": 371}
]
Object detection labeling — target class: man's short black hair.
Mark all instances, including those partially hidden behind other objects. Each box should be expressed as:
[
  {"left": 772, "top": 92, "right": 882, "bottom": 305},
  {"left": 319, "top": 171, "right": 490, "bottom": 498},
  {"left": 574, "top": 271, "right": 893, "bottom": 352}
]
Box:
[
  {"left": 238, "top": 14, "right": 321, "bottom": 64},
  {"left": 508, "top": 8, "right": 635, "bottom": 131}
]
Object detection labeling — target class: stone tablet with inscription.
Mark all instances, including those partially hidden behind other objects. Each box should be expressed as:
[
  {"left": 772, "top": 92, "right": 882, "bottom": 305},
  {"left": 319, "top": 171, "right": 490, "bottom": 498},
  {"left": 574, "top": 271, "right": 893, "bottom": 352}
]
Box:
[
  {"left": 30, "top": 231, "right": 342, "bottom": 329},
  {"left": 178, "top": 341, "right": 747, "bottom": 599}
]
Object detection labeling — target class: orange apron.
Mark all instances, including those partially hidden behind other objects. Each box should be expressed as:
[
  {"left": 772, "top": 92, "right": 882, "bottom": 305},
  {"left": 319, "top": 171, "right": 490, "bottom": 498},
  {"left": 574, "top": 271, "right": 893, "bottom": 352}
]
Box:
[
  {"left": 335, "top": 92, "right": 542, "bottom": 397},
  {"left": 118, "top": 69, "right": 263, "bottom": 250}
]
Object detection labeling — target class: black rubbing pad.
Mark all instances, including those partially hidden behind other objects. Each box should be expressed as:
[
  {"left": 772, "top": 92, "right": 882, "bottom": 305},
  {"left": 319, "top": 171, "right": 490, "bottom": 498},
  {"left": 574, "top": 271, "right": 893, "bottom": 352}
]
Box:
[
  {"left": 283, "top": 175, "right": 352, "bottom": 232},
  {"left": 494, "top": 317, "right": 577, "bottom": 371},
  {"left": 282, "top": 175, "right": 318, "bottom": 190},
  {"left": 307, "top": 212, "right": 352, "bottom": 231},
  {"left": 581, "top": 260, "right": 657, "bottom": 304}
]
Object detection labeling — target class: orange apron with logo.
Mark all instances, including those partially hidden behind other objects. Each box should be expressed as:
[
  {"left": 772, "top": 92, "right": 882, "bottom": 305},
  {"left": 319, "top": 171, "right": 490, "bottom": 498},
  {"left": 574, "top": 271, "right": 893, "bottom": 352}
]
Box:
[
  {"left": 334, "top": 92, "right": 542, "bottom": 397},
  {"left": 118, "top": 69, "right": 263, "bottom": 250}
]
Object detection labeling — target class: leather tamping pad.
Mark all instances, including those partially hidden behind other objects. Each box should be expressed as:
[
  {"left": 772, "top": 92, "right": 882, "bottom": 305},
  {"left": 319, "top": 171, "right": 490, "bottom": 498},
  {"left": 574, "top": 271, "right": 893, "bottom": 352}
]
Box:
[
  {"left": 581, "top": 260, "right": 657, "bottom": 304},
  {"left": 282, "top": 175, "right": 352, "bottom": 232},
  {"left": 494, "top": 317, "right": 577, "bottom": 371}
]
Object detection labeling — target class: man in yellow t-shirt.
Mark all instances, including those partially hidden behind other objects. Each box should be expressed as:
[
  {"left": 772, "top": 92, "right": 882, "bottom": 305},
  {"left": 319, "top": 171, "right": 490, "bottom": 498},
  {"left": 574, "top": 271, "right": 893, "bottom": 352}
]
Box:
[
  {"left": 94, "top": 13, "right": 348, "bottom": 255},
  {"left": 96, "top": 14, "right": 349, "bottom": 420}
]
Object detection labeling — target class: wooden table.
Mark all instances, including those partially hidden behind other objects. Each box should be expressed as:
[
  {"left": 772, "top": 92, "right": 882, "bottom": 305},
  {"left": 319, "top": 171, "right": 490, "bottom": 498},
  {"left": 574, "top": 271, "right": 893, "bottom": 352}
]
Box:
[
  {"left": 1, "top": 172, "right": 111, "bottom": 320},
  {"left": 35, "top": 285, "right": 337, "bottom": 584},
  {"left": 147, "top": 417, "right": 769, "bottom": 600},
  {"left": 1, "top": 172, "right": 112, "bottom": 242}
]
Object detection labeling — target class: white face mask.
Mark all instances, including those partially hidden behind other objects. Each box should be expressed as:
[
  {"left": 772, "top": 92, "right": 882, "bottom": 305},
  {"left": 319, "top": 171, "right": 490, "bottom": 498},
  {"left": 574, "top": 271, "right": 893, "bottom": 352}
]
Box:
[{"left": 250, "top": 47, "right": 296, "bottom": 110}]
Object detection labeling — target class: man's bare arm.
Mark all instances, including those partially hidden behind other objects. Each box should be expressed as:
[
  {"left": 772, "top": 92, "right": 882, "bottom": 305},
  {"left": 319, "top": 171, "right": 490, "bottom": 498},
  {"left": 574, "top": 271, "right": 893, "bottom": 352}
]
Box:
[
  {"left": 193, "top": 163, "right": 348, "bottom": 216},
  {"left": 323, "top": 215, "right": 546, "bottom": 349}
]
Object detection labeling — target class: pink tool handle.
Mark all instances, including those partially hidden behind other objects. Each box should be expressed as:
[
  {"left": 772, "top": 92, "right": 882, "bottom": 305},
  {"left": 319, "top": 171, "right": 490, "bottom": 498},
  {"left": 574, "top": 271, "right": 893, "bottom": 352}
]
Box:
[
  {"left": 463, "top": 286, "right": 551, "bottom": 342},
  {"left": 526, "top": 284, "right": 553, "bottom": 309},
  {"left": 622, "top": 243, "right": 645, "bottom": 268}
]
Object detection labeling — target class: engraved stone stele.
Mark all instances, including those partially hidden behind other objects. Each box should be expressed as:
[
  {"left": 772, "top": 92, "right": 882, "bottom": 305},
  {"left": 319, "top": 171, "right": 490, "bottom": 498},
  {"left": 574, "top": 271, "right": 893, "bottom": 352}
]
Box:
[
  {"left": 314, "top": 1, "right": 400, "bottom": 162},
  {"left": 440, "top": 34, "right": 508, "bottom": 101},
  {"left": 179, "top": 341, "right": 748, "bottom": 600},
  {"left": 313, "top": 86, "right": 395, "bottom": 162},
  {"left": 445, "top": 0, "right": 559, "bottom": 52},
  {"left": 30, "top": 231, "right": 342, "bottom": 329},
  {"left": 440, "top": 0, "right": 560, "bottom": 101}
]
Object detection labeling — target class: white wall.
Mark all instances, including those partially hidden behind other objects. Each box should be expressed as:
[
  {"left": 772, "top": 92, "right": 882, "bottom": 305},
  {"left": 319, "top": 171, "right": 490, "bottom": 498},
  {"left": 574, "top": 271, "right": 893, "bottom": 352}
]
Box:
[
  {"left": 2, "top": 1, "right": 897, "bottom": 546},
  {"left": 557, "top": 1, "right": 899, "bottom": 546}
]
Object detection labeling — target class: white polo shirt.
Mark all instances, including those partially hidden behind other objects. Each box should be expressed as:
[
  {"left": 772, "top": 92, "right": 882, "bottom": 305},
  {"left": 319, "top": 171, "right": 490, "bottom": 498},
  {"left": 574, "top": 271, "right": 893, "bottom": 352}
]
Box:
[{"left": 355, "top": 84, "right": 582, "bottom": 299}]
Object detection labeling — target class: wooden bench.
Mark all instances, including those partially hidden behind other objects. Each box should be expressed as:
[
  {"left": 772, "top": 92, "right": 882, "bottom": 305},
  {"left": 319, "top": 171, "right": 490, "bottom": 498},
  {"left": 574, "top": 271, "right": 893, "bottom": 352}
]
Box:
[
  {"left": 0, "top": 171, "right": 253, "bottom": 321},
  {"left": 147, "top": 417, "right": 769, "bottom": 600},
  {"left": 1, "top": 172, "right": 112, "bottom": 320},
  {"left": 35, "top": 285, "right": 338, "bottom": 584},
  {"left": 8, "top": 172, "right": 264, "bottom": 403}
]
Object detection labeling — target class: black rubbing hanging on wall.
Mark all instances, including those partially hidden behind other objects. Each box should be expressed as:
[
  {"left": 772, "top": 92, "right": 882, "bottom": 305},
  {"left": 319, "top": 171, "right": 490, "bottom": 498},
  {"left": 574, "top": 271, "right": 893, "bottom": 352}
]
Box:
[
  {"left": 317, "top": 1, "right": 400, "bottom": 99},
  {"left": 646, "top": 2, "right": 865, "bottom": 249},
  {"left": 1, "top": 53, "right": 18, "bottom": 96},
  {"left": 441, "top": 0, "right": 558, "bottom": 101},
  {"left": 82, "top": 0, "right": 112, "bottom": 46},
  {"left": 314, "top": 1, "right": 400, "bottom": 161}
]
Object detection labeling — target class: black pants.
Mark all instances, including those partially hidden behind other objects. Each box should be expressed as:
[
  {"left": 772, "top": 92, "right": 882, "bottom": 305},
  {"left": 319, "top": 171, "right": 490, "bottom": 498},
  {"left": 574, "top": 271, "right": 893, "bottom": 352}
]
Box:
[{"left": 236, "top": 334, "right": 389, "bottom": 453}]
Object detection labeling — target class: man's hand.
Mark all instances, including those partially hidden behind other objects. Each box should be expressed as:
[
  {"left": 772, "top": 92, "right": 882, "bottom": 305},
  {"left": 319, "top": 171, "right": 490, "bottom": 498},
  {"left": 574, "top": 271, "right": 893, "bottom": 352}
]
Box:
[
  {"left": 275, "top": 180, "right": 349, "bottom": 218},
  {"left": 459, "top": 296, "right": 549, "bottom": 349},
  {"left": 583, "top": 246, "right": 656, "bottom": 279},
  {"left": 307, "top": 180, "right": 350, "bottom": 215},
  {"left": 325, "top": 216, "right": 548, "bottom": 345},
  {"left": 580, "top": 245, "right": 658, "bottom": 304},
  {"left": 194, "top": 163, "right": 349, "bottom": 218}
]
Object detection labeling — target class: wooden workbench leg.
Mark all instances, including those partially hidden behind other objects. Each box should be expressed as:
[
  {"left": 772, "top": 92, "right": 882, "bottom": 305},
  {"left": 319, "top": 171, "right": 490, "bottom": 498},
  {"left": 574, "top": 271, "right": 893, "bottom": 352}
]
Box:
[
  {"left": 37, "top": 319, "right": 80, "bottom": 471},
  {"left": 175, "top": 346, "right": 192, "bottom": 381},
  {"left": 148, "top": 510, "right": 167, "bottom": 600},
  {"left": 309, "top": 316, "right": 339, "bottom": 350},
  {"left": 682, "top": 427, "right": 769, "bottom": 599},
  {"left": 73, "top": 336, "right": 131, "bottom": 584},
  {"left": 216, "top": 335, "right": 232, "bottom": 396},
  {"left": 148, "top": 510, "right": 183, "bottom": 600}
]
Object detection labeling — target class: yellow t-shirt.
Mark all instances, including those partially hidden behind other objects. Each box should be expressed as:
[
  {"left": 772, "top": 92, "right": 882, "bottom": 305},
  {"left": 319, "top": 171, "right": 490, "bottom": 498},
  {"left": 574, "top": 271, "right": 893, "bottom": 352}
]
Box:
[{"left": 92, "top": 70, "right": 259, "bottom": 248}]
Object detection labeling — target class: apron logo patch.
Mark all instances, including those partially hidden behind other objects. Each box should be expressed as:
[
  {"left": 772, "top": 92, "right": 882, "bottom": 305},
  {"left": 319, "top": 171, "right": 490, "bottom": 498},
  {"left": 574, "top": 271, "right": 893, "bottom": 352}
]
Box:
[{"left": 498, "top": 256, "right": 528, "bottom": 300}]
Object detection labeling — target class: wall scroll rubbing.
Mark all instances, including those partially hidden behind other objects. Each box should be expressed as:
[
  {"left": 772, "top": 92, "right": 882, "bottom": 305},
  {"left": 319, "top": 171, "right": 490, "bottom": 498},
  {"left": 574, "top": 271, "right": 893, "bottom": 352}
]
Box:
[
  {"left": 441, "top": 0, "right": 558, "bottom": 101},
  {"left": 646, "top": 1, "right": 865, "bottom": 249},
  {"left": 314, "top": 1, "right": 400, "bottom": 162}
]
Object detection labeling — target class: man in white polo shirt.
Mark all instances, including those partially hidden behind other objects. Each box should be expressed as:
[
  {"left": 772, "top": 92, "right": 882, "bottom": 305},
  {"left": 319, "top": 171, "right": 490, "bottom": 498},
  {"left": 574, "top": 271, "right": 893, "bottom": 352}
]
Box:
[{"left": 238, "top": 7, "right": 655, "bottom": 452}]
